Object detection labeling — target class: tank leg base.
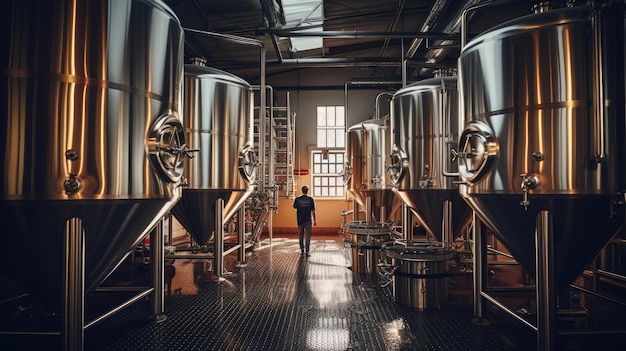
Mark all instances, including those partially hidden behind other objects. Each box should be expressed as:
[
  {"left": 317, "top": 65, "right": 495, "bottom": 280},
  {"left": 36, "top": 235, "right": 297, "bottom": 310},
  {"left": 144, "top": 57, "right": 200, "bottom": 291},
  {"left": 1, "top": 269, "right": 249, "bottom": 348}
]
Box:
[
  {"left": 470, "top": 317, "right": 490, "bottom": 326},
  {"left": 154, "top": 314, "right": 168, "bottom": 324}
]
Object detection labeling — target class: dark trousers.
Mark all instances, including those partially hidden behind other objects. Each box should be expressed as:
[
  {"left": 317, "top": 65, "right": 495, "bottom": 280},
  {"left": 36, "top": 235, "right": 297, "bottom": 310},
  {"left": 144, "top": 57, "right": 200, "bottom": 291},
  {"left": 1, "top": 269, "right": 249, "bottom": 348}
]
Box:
[{"left": 298, "top": 222, "right": 312, "bottom": 253}]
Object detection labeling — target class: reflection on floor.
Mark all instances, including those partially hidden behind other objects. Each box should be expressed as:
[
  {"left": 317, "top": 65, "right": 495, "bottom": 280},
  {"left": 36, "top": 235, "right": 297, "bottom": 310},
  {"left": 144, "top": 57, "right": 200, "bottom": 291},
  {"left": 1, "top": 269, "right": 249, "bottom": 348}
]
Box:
[{"left": 2, "top": 236, "right": 626, "bottom": 350}]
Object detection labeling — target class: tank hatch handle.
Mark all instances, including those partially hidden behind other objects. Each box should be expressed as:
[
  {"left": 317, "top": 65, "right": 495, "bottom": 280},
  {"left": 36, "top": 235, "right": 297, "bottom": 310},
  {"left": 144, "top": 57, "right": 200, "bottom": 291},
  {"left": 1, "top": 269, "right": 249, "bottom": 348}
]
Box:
[
  {"left": 388, "top": 145, "right": 408, "bottom": 186},
  {"left": 456, "top": 121, "right": 498, "bottom": 183},
  {"left": 238, "top": 143, "right": 258, "bottom": 183},
  {"left": 147, "top": 112, "right": 195, "bottom": 184}
]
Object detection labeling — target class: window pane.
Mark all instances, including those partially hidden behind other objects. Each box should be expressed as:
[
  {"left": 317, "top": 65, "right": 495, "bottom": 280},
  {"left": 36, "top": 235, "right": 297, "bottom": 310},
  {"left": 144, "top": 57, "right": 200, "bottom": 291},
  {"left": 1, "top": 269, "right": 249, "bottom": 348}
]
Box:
[
  {"left": 322, "top": 177, "right": 328, "bottom": 186},
  {"left": 337, "top": 153, "right": 343, "bottom": 163},
  {"left": 336, "top": 107, "right": 345, "bottom": 126},
  {"left": 313, "top": 164, "right": 321, "bottom": 173},
  {"left": 321, "top": 164, "right": 328, "bottom": 173},
  {"left": 327, "top": 130, "right": 336, "bottom": 148},
  {"left": 313, "top": 177, "right": 321, "bottom": 186},
  {"left": 336, "top": 129, "right": 345, "bottom": 148},
  {"left": 321, "top": 188, "right": 328, "bottom": 196},
  {"left": 314, "top": 153, "right": 321, "bottom": 162},
  {"left": 337, "top": 164, "right": 343, "bottom": 173},
  {"left": 329, "top": 177, "right": 336, "bottom": 186},
  {"left": 329, "top": 187, "right": 336, "bottom": 196},
  {"left": 337, "top": 187, "right": 344, "bottom": 196},
  {"left": 327, "top": 107, "right": 336, "bottom": 126},
  {"left": 317, "top": 130, "right": 326, "bottom": 148},
  {"left": 317, "top": 106, "right": 326, "bottom": 126},
  {"left": 314, "top": 188, "right": 321, "bottom": 197},
  {"left": 329, "top": 164, "right": 335, "bottom": 173},
  {"left": 329, "top": 153, "right": 336, "bottom": 163}
]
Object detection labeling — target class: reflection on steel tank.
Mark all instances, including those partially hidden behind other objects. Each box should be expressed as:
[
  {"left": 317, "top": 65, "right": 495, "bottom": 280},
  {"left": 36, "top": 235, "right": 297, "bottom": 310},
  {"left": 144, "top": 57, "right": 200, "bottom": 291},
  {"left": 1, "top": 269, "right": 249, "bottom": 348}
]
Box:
[
  {"left": 170, "top": 59, "right": 256, "bottom": 246},
  {"left": 0, "top": 0, "right": 186, "bottom": 313},
  {"left": 389, "top": 70, "right": 472, "bottom": 243},
  {"left": 344, "top": 118, "right": 403, "bottom": 222},
  {"left": 456, "top": 2, "right": 625, "bottom": 291}
]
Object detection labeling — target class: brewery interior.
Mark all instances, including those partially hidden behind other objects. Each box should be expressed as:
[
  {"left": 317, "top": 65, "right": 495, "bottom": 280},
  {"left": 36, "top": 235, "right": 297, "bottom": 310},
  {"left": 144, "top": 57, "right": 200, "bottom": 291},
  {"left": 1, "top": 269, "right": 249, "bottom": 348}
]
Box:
[{"left": 1, "top": 0, "right": 626, "bottom": 350}]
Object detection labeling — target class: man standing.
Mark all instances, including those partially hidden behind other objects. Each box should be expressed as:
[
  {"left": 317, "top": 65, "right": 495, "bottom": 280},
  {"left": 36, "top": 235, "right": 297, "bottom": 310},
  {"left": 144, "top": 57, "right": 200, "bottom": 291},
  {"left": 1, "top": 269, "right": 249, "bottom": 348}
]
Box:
[{"left": 293, "top": 185, "right": 317, "bottom": 257}]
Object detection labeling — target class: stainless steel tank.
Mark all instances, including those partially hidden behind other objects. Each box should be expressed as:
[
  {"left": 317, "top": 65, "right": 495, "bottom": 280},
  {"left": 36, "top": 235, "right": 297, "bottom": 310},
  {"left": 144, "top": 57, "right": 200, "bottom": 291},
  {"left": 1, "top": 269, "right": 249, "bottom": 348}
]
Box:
[
  {"left": 384, "top": 240, "right": 454, "bottom": 310},
  {"left": 345, "top": 118, "right": 403, "bottom": 222},
  {"left": 346, "top": 221, "right": 392, "bottom": 273},
  {"left": 389, "top": 71, "right": 472, "bottom": 242},
  {"left": 0, "top": 0, "right": 185, "bottom": 313},
  {"left": 170, "top": 60, "right": 256, "bottom": 246},
  {"left": 457, "top": 3, "right": 625, "bottom": 291}
]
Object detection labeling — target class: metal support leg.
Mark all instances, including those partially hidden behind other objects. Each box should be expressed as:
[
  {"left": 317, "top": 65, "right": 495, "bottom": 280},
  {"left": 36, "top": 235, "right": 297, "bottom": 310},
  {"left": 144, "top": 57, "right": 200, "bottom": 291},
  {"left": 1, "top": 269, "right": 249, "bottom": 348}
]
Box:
[
  {"left": 214, "top": 198, "right": 226, "bottom": 281},
  {"left": 150, "top": 219, "right": 167, "bottom": 322},
  {"left": 442, "top": 200, "right": 453, "bottom": 245},
  {"left": 471, "top": 212, "right": 489, "bottom": 326},
  {"left": 365, "top": 196, "right": 372, "bottom": 223},
  {"left": 236, "top": 205, "right": 248, "bottom": 268},
  {"left": 64, "top": 217, "right": 85, "bottom": 351},
  {"left": 402, "top": 203, "right": 412, "bottom": 240},
  {"left": 536, "top": 210, "right": 556, "bottom": 351},
  {"left": 353, "top": 198, "right": 360, "bottom": 222}
]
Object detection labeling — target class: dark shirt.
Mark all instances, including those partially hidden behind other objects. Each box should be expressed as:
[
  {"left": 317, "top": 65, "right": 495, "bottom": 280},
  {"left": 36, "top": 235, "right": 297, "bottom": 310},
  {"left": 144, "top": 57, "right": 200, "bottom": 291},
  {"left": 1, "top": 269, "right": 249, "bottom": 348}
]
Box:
[{"left": 293, "top": 195, "right": 315, "bottom": 226}]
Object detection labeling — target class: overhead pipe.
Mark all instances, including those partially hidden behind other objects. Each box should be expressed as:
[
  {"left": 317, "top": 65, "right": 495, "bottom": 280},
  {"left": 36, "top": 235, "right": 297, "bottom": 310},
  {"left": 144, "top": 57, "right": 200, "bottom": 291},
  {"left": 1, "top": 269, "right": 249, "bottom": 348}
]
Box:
[
  {"left": 256, "top": 28, "right": 457, "bottom": 40},
  {"left": 344, "top": 80, "right": 403, "bottom": 124},
  {"left": 461, "top": 0, "right": 524, "bottom": 49},
  {"left": 375, "top": 91, "right": 395, "bottom": 119},
  {"left": 404, "top": 0, "right": 453, "bottom": 59},
  {"left": 379, "top": 0, "right": 407, "bottom": 57}
]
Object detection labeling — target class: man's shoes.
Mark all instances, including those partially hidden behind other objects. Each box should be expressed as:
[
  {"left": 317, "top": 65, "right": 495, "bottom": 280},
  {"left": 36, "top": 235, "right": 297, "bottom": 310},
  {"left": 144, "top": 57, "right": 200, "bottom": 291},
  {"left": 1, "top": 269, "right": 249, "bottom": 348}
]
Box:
[
  {"left": 300, "top": 252, "right": 305, "bottom": 257},
  {"left": 306, "top": 252, "right": 310, "bottom": 257}
]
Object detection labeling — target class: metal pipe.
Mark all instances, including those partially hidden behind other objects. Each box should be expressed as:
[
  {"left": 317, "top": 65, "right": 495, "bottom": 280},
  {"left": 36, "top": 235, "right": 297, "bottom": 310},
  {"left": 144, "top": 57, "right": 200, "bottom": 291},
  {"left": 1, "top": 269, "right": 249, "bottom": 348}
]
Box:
[
  {"left": 256, "top": 29, "right": 456, "bottom": 40},
  {"left": 442, "top": 200, "right": 453, "bottom": 246},
  {"left": 214, "top": 198, "right": 225, "bottom": 281},
  {"left": 460, "top": 0, "right": 523, "bottom": 49},
  {"left": 404, "top": 0, "right": 452, "bottom": 58},
  {"left": 150, "top": 219, "right": 166, "bottom": 322},
  {"left": 402, "top": 203, "right": 412, "bottom": 240},
  {"left": 570, "top": 283, "right": 626, "bottom": 307},
  {"left": 365, "top": 196, "right": 372, "bottom": 223},
  {"left": 536, "top": 210, "right": 556, "bottom": 351},
  {"left": 375, "top": 91, "right": 394, "bottom": 119},
  {"left": 64, "top": 217, "right": 85, "bottom": 351},
  {"left": 592, "top": 5, "right": 606, "bottom": 161},
  {"left": 236, "top": 205, "right": 247, "bottom": 267},
  {"left": 344, "top": 80, "right": 404, "bottom": 125},
  {"left": 353, "top": 199, "right": 360, "bottom": 221},
  {"left": 480, "top": 291, "right": 538, "bottom": 331},
  {"left": 84, "top": 288, "right": 154, "bottom": 329},
  {"left": 439, "top": 74, "right": 460, "bottom": 177},
  {"left": 471, "top": 213, "right": 488, "bottom": 325}
]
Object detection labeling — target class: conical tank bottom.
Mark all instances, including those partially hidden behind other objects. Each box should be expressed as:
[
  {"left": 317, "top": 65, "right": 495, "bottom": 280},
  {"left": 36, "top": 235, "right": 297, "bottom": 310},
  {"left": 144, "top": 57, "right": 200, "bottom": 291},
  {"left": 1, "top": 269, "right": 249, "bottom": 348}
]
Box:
[
  {"left": 464, "top": 194, "right": 623, "bottom": 292},
  {"left": 0, "top": 198, "right": 176, "bottom": 313},
  {"left": 171, "top": 189, "right": 252, "bottom": 246},
  {"left": 394, "top": 189, "right": 472, "bottom": 241},
  {"left": 349, "top": 189, "right": 403, "bottom": 222}
]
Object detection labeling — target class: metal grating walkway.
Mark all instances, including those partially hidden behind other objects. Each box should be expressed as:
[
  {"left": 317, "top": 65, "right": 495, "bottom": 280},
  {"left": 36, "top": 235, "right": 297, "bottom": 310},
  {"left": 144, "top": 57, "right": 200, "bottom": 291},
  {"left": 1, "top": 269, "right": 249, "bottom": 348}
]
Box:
[
  {"left": 83, "top": 238, "right": 529, "bottom": 351},
  {"left": 5, "top": 238, "right": 624, "bottom": 350}
]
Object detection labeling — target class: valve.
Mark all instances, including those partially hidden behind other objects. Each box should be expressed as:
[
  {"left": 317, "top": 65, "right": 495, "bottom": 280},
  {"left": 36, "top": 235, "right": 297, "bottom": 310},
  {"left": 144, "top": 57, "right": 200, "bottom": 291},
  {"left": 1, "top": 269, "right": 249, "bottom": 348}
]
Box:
[
  {"left": 520, "top": 173, "right": 539, "bottom": 210},
  {"left": 419, "top": 165, "right": 433, "bottom": 188},
  {"left": 64, "top": 172, "right": 81, "bottom": 195}
]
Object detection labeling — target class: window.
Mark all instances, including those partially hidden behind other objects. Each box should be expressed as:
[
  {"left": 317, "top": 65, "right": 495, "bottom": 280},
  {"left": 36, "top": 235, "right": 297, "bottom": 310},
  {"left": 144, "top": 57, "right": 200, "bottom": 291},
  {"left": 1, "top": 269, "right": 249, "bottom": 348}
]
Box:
[
  {"left": 312, "top": 105, "right": 346, "bottom": 198},
  {"left": 311, "top": 150, "right": 344, "bottom": 198},
  {"left": 316, "top": 106, "right": 345, "bottom": 148}
]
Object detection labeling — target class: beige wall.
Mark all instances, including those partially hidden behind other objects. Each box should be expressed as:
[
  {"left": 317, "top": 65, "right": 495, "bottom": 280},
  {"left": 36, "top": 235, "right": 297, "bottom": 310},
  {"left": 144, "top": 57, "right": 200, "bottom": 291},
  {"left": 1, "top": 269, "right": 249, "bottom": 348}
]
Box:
[{"left": 268, "top": 87, "right": 394, "bottom": 230}]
